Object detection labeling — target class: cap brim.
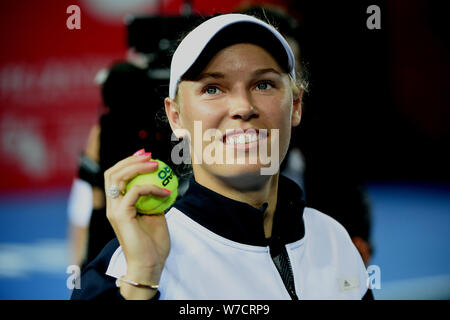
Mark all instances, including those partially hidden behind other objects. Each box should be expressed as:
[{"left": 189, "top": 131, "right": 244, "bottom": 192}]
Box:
[
  {"left": 169, "top": 14, "right": 295, "bottom": 99},
  {"left": 181, "top": 22, "right": 291, "bottom": 81}
]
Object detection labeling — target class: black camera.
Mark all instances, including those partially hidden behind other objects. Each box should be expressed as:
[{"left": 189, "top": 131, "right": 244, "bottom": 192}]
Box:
[{"left": 126, "top": 15, "right": 202, "bottom": 83}]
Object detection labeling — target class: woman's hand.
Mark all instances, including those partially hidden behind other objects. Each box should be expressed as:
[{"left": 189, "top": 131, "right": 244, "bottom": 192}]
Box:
[{"left": 104, "top": 150, "right": 171, "bottom": 299}]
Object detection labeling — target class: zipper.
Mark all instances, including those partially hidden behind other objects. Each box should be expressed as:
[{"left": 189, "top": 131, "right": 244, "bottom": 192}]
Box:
[
  {"left": 284, "top": 246, "right": 299, "bottom": 300},
  {"left": 269, "top": 236, "right": 299, "bottom": 300}
]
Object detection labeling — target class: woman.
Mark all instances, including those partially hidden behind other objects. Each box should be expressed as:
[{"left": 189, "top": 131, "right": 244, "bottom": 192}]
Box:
[{"left": 72, "top": 13, "right": 371, "bottom": 300}]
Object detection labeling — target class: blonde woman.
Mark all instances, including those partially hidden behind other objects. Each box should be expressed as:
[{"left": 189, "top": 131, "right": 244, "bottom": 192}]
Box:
[{"left": 72, "top": 13, "right": 371, "bottom": 300}]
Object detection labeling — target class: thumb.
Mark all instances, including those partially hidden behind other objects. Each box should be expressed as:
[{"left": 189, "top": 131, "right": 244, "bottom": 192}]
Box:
[{"left": 123, "top": 184, "right": 172, "bottom": 209}]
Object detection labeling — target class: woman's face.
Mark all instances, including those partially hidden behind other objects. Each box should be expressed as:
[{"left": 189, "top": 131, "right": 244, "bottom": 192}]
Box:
[{"left": 166, "top": 43, "right": 301, "bottom": 187}]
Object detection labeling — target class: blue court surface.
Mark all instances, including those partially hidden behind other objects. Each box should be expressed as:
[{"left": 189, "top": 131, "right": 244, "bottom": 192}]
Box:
[{"left": 0, "top": 182, "right": 449, "bottom": 300}]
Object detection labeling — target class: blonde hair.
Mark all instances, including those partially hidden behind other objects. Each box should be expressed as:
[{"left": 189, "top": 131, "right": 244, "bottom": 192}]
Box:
[{"left": 289, "top": 74, "right": 305, "bottom": 103}]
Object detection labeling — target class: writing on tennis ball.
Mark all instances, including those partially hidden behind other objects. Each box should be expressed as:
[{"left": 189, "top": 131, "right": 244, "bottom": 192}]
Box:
[{"left": 125, "top": 159, "right": 178, "bottom": 214}]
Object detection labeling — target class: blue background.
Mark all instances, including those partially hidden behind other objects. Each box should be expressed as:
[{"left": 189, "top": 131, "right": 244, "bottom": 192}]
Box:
[{"left": 1, "top": 182, "right": 449, "bottom": 299}]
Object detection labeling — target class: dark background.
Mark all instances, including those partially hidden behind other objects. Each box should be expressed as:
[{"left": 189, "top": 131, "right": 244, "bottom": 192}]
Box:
[{"left": 293, "top": 0, "right": 449, "bottom": 183}]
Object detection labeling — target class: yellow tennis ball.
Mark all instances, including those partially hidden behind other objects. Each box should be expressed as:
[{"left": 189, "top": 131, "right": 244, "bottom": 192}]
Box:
[{"left": 125, "top": 159, "right": 178, "bottom": 214}]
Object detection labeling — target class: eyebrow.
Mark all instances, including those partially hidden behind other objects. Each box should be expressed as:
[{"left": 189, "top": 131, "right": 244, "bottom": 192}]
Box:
[
  {"left": 195, "top": 72, "right": 225, "bottom": 81},
  {"left": 252, "top": 68, "right": 282, "bottom": 77},
  {"left": 195, "top": 68, "right": 282, "bottom": 82}
]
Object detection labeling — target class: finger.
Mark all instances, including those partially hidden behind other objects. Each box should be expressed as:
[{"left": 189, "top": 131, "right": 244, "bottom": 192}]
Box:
[
  {"left": 104, "top": 152, "right": 152, "bottom": 184},
  {"left": 123, "top": 184, "right": 172, "bottom": 211},
  {"left": 105, "top": 152, "right": 152, "bottom": 178},
  {"left": 109, "top": 160, "right": 159, "bottom": 191},
  {"left": 108, "top": 184, "right": 171, "bottom": 224},
  {"left": 105, "top": 154, "right": 154, "bottom": 191}
]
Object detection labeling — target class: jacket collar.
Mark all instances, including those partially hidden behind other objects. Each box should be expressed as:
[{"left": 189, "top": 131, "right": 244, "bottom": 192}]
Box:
[{"left": 173, "top": 174, "right": 305, "bottom": 247}]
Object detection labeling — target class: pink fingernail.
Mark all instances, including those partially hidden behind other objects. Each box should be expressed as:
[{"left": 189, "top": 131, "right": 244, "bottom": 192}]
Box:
[
  {"left": 147, "top": 160, "right": 158, "bottom": 165},
  {"left": 162, "top": 188, "right": 171, "bottom": 194},
  {"left": 133, "top": 149, "right": 145, "bottom": 156},
  {"left": 138, "top": 152, "right": 152, "bottom": 158}
]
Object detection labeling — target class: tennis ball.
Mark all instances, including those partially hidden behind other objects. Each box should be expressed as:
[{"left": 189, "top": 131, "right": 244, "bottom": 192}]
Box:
[{"left": 125, "top": 159, "right": 178, "bottom": 214}]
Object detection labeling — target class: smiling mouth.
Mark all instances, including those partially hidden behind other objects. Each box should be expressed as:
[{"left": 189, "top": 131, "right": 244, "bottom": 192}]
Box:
[{"left": 222, "top": 129, "right": 268, "bottom": 149}]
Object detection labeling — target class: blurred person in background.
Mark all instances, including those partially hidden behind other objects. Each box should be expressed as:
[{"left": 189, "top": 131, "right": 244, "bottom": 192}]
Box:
[
  {"left": 67, "top": 61, "right": 173, "bottom": 269},
  {"left": 239, "top": 4, "right": 373, "bottom": 265},
  {"left": 67, "top": 120, "right": 101, "bottom": 266}
]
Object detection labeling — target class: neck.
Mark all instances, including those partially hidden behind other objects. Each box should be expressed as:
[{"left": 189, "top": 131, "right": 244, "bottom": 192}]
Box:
[{"left": 193, "top": 166, "right": 279, "bottom": 238}]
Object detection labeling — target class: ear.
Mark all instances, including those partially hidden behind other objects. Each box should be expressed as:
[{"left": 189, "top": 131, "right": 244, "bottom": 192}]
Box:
[
  {"left": 291, "top": 88, "right": 303, "bottom": 127},
  {"left": 164, "top": 97, "right": 186, "bottom": 138}
]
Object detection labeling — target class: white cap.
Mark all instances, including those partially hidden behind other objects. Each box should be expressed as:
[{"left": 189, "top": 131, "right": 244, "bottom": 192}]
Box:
[{"left": 168, "top": 13, "right": 296, "bottom": 99}]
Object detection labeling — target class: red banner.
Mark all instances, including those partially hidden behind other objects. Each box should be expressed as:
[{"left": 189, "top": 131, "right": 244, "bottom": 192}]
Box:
[
  {"left": 0, "top": 0, "right": 289, "bottom": 191},
  {"left": 0, "top": 0, "right": 146, "bottom": 191}
]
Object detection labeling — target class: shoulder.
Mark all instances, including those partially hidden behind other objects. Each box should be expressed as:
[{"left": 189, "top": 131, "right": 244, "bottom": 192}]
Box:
[
  {"left": 302, "top": 207, "right": 369, "bottom": 298},
  {"left": 303, "top": 207, "right": 352, "bottom": 241},
  {"left": 302, "top": 207, "right": 358, "bottom": 256}
]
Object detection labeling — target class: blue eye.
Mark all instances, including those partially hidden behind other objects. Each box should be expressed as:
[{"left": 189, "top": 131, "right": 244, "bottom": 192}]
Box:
[
  {"left": 204, "top": 86, "right": 221, "bottom": 95},
  {"left": 256, "top": 81, "right": 274, "bottom": 91}
]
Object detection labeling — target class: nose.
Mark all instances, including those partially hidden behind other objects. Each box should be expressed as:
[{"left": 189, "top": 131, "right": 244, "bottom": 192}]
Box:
[{"left": 228, "top": 89, "right": 258, "bottom": 121}]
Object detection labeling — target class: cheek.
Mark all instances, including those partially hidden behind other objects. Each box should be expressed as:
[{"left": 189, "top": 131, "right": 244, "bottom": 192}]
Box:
[
  {"left": 182, "top": 104, "right": 223, "bottom": 133},
  {"left": 260, "top": 94, "right": 293, "bottom": 129},
  {"left": 263, "top": 97, "right": 293, "bottom": 157},
  {"left": 178, "top": 95, "right": 226, "bottom": 144}
]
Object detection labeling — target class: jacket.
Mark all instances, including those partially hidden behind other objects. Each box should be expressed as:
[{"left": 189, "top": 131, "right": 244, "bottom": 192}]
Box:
[{"left": 71, "top": 175, "right": 372, "bottom": 300}]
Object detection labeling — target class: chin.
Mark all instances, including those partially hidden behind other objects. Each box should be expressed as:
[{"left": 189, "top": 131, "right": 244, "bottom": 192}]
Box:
[{"left": 213, "top": 163, "right": 275, "bottom": 191}]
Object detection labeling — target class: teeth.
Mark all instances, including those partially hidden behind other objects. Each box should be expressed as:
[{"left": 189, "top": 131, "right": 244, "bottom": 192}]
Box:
[{"left": 226, "top": 133, "right": 259, "bottom": 144}]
